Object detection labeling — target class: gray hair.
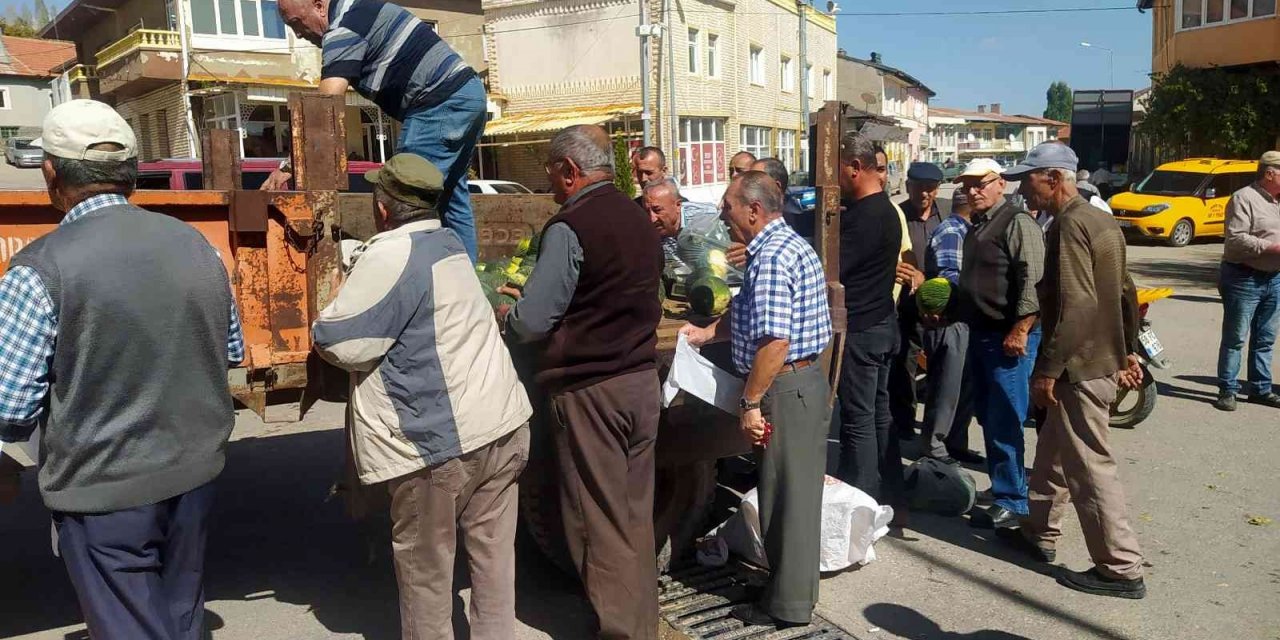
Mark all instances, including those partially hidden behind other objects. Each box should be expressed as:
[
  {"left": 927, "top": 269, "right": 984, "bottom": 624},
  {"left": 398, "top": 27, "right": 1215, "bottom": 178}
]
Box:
[
  {"left": 839, "top": 132, "right": 877, "bottom": 169},
  {"left": 1076, "top": 169, "right": 1091, "bottom": 182},
  {"left": 548, "top": 125, "right": 615, "bottom": 176},
  {"left": 752, "top": 157, "right": 789, "bottom": 190},
  {"left": 374, "top": 185, "right": 438, "bottom": 226},
  {"left": 1052, "top": 168, "right": 1077, "bottom": 185},
  {"left": 730, "top": 170, "right": 783, "bottom": 215},
  {"left": 642, "top": 178, "right": 680, "bottom": 200},
  {"left": 49, "top": 153, "right": 137, "bottom": 196}
]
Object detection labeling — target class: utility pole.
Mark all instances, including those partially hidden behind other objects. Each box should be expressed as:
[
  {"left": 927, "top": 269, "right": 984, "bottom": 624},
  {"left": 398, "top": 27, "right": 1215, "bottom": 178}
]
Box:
[
  {"left": 665, "top": 0, "right": 679, "bottom": 183},
  {"left": 174, "top": 0, "right": 198, "bottom": 158},
  {"left": 637, "top": 0, "right": 652, "bottom": 146},
  {"left": 797, "top": 1, "right": 808, "bottom": 170}
]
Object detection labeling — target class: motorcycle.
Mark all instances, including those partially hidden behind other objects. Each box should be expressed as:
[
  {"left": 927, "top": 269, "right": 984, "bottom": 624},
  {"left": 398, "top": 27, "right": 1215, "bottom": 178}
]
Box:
[{"left": 1109, "top": 287, "right": 1173, "bottom": 429}]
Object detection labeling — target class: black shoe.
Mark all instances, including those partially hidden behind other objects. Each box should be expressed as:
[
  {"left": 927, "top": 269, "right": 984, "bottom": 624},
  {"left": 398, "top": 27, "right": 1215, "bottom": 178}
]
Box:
[
  {"left": 1213, "top": 392, "right": 1238, "bottom": 412},
  {"left": 1056, "top": 567, "right": 1146, "bottom": 599},
  {"left": 976, "top": 488, "right": 995, "bottom": 505},
  {"left": 995, "top": 527, "right": 1056, "bottom": 563},
  {"left": 970, "top": 505, "right": 1021, "bottom": 529},
  {"left": 947, "top": 448, "right": 986, "bottom": 465},
  {"left": 729, "top": 604, "right": 805, "bottom": 629},
  {"left": 1248, "top": 392, "right": 1280, "bottom": 408}
]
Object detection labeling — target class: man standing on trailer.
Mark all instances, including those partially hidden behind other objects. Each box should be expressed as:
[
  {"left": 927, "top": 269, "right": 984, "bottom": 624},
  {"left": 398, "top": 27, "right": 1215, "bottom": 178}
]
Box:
[{"left": 271, "top": 0, "right": 487, "bottom": 262}]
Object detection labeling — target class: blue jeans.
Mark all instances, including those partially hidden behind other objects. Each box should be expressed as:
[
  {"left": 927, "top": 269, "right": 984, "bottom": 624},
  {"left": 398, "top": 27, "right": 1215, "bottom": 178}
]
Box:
[
  {"left": 969, "top": 326, "right": 1041, "bottom": 516},
  {"left": 1217, "top": 261, "right": 1280, "bottom": 395},
  {"left": 398, "top": 76, "right": 487, "bottom": 262}
]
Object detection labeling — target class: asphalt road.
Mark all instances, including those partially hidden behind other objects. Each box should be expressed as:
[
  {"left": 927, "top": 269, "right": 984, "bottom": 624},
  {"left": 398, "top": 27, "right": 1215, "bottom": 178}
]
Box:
[
  {"left": 0, "top": 162, "right": 47, "bottom": 190},
  {"left": 1, "top": 218, "right": 1277, "bottom": 640}
]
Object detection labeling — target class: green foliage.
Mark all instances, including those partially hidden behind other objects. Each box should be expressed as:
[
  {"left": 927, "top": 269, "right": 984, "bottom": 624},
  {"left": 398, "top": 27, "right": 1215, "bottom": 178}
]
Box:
[
  {"left": 613, "top": 137, "right": 636, "bottom": 199},
  {"left": 0, "top": 0, "right": 52, "bottom": 38},
  {"left": 1044, "top": 81, "right": 1073, "bottom": 123},
  {"left": 1137, "top": 64, "right": 1280, "bottom": 159}
]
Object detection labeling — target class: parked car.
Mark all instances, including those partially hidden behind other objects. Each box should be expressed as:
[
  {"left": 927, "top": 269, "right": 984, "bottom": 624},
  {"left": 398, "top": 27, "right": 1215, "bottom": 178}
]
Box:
[
  {"left": 469, "top": 179, "right": 533, "bottom": 194},
  {"left": 135, "top": 157, "right": 383, "bottom": 191},
  {"left": 5, "top": 138, "right": 42, "bottom": 168},
  {"left": 1108, "top": 158, "right": 1257, "bottom": 247}
]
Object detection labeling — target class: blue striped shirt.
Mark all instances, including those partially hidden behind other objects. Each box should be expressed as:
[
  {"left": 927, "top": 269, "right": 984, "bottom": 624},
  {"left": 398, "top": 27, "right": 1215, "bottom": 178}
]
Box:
[
  {"left": 926, "top": 214, "right": 971, "bottom": 286},
  {"left": 0, "top": 194, "right": 244, "bottom": 432},
  {"left": 323, "top": 0, "right": 472, "bottom": 121},
  {"left": 730, "top": 218, "right": 832, "bottom": 375}
]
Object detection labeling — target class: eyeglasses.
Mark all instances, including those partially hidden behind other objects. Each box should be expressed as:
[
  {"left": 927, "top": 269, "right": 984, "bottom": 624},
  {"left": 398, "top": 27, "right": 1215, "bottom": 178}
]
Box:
[
  {"left": 544, "top": 158, "right": 566, "bottom": 175},
  {"left": 961, "top": 177, "right": 1001, "bottom": 192}
]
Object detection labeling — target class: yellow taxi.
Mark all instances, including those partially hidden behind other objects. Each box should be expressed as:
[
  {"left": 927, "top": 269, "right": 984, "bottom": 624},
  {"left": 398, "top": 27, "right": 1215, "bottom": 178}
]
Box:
[{"left": 1108, "top": 159, "right": 1258, "bottom": 247}]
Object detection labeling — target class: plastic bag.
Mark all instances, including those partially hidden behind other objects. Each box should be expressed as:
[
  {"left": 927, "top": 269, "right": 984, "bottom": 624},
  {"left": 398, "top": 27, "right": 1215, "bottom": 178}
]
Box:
[
  {"left": 706, "top": 476, "right": 893, "bottom": 572},
  {"left": 675, "top": 213, "right": 742, "bottom": 287}
]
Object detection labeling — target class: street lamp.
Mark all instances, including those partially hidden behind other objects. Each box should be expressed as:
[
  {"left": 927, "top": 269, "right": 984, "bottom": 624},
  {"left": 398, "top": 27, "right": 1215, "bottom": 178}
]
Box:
[{"left": 1080, "top": 41, "right": 1114, "bottom": 89}]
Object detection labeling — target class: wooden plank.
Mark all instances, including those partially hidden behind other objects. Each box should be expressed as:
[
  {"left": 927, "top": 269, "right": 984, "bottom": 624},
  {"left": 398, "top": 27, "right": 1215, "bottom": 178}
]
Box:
[{"left": 288, "top": 93, "right": 348, "bottom": 191}]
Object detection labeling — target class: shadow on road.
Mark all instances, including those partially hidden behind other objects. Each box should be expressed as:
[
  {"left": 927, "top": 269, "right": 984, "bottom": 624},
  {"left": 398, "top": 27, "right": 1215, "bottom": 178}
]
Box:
[
  {"left": 1170, "top": 293, "right": 1221, "bottom": 305},
  {"left": 1128, "top": 258, "right": 1220, "bottom": 291},
  {"left": 0, "top": 426, "right": 595, "bottom": 640},
  {"left": 863, "top": 602, "right": 1034, "bottom": 639}
]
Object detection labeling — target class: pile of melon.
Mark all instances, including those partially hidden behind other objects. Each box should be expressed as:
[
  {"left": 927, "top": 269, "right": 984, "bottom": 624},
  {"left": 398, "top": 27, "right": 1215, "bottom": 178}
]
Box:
[{"left": 476, "top": 234, "right": 539, "bottom": 307}]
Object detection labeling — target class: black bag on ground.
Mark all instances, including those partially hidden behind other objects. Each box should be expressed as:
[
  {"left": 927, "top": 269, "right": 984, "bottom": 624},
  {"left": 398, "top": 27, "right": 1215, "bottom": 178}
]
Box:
[{"left": 905, "top": 457, "right": 977, "bottom": 517}]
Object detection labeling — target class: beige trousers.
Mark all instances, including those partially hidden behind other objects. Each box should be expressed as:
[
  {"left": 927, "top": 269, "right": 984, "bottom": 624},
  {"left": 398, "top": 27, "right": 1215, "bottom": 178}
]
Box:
[
  {"left": 386, "top": 425, "right": 530, "bottom": 640},
  {"left": 1026, "top": 375, "right": 1144, "bottom": 580}
]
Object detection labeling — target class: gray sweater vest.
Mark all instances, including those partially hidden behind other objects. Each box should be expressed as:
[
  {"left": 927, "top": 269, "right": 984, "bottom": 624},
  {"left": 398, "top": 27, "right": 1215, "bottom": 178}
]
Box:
[{"left": 11, "top": 203, "right": 235, "bottom": 513}]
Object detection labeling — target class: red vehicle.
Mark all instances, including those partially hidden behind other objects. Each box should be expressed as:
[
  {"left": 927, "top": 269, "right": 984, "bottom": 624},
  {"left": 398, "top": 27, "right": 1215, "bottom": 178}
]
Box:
[{"left": 136, "top": 157, "right": 382, "bottom": 191}]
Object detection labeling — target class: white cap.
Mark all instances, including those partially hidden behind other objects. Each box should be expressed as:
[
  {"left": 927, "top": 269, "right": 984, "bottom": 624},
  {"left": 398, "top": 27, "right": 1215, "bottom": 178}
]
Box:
[
  {"left": 32, "top": 100, "right": 137, "bottom": 162},
  {"left": 952, "top": 158, "right": 1004, "bottom": 183}
]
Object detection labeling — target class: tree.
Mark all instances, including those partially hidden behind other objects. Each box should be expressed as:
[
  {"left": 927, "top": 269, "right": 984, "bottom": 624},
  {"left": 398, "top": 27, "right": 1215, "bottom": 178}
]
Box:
[
  {"left": 1044, "top": 81, "right": 1072, "bottom": 122},
  {"left": 613, "top": 137, "right": 636, "bottom": 199},
  {"left": 33, "top": 0, "right": 51, "bottom": 28},
  {"left": 1137, "top": 64, "right": 1280, "bottom": 159}
]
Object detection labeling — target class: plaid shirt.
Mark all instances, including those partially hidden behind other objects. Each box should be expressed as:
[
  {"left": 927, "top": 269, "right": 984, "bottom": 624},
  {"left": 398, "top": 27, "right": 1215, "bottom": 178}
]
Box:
[
  {"left": 0, "top": 194, "right": 244, "bottom": 430},
  {"left": 926, "top": 214, "right": 971, "bottom": 285},
  {"left": 730, "top": 218, "right": 832, "bottom": 375}
]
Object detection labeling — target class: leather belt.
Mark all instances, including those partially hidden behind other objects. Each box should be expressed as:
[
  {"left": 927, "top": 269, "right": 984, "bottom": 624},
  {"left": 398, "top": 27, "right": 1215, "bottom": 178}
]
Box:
[{"left": 783, "top": 358, "right": 816, "bottom": 373}]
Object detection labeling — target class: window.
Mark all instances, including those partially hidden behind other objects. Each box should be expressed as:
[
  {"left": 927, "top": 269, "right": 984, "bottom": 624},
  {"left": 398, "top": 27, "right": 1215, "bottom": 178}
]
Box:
[
  {"left": 1180, "top": 0, "right": 1274, "bottom": 29},
  {"left": 191, "top": 0, "right": 286, "bottom": 38},
  {"left": 749, "top": 45, "right": 765, "bottom": 86},
  {"left": 136, "top": 173, "right": 173, "bottom": 190},
  {"left": 0, "top": 127, "right": 18, "bottom": 139},
  {"left": 138, "top": 113, "right": 153, "bottom": 160},
  {"left": 687, "top": 28, "right": 699, "bottom": 74},
  {"left": 706, "top": 34, "right": 718, "bottom": 77},
  {"left": 0, "top": 88, "right": 9, "bottom": 110},
  {"left": 678, "top": 117, "right": 726, "bottom": 187},
  {"left": 823, "top": 70, "right": 834, "bottom": 100},
  {"left": 806, "top": 64, "right": 815, "bottom": 99},
  {"left": 156, "top": 109, "right": 172, "bottom": 158},
  {"left": 741, "top": 126, "right": 771, "bottom": 160},
  {"left": 780, "top": 56, "right": 794, "bottom": 92},
  {"left": 777, "top": 130, "right": 796, "bottom": 171}
]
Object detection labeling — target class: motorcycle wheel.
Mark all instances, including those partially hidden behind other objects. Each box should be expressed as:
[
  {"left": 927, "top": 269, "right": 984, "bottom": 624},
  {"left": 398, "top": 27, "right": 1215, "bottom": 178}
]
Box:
[{"left": 1110, "top": 372, "right": 1157, "bottom": 429}]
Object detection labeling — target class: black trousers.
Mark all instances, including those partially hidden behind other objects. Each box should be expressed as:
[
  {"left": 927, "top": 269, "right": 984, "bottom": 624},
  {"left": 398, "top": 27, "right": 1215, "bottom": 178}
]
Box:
[
  {"left": 888, "top": 311, "right": 923, "bottom": 437},
  {"left": 54, "top": 481, "right": 216, "bottom": 640},
  {"left": 837, "top": 315, "right": 905, "bottom": 506}
]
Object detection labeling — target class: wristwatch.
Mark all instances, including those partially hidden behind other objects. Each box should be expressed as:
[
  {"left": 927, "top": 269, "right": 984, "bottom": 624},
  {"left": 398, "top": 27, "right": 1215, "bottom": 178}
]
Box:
[{"left": 739, "top": 397, "right": 761, "bottom": 412}]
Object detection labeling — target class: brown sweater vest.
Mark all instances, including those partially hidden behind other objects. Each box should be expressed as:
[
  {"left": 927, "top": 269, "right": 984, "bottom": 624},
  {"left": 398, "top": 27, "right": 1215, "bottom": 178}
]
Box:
[{"left": 538, "top": 183, "right": 663, "bottom": 392}]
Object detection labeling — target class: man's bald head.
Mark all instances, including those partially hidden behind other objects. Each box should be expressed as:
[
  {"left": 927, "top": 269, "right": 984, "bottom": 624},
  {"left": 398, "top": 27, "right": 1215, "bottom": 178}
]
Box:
[
  {"left": 730, "top": 151, "right": 756, "bottom": 179},
  {"left": 278, "top": 0, "right": 328, "bottom": 46}
]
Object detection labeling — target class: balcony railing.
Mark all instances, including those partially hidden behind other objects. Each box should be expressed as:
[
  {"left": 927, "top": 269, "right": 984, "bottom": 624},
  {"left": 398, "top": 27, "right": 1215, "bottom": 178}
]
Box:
[
  {"left": 958, "top": 140, "right": 1027, "bottom": 152},
  {"left": 95, "top": 30, "right": 181, "bottom": 69},
  {"left": 67, "top": 64, "right": 97, "bottom": 82}
]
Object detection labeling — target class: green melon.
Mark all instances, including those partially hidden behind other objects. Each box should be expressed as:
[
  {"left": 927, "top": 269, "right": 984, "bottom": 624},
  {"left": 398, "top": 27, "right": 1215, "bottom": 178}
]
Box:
[
  {"left": 689, "top": 276, "right": 731, "bottom": 317},
  {"left": 515, "top": 233, "right": 542, "bottom": 258},
  {"left": 916, "top": 277, "right": 953, "bottom": 315}
]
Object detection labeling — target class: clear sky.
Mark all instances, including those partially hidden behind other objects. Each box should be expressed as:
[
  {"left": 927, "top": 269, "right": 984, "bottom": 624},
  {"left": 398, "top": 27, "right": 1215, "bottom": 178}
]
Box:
[{"left": 833, "top": 0, "right": 1154, "bottom": 117}]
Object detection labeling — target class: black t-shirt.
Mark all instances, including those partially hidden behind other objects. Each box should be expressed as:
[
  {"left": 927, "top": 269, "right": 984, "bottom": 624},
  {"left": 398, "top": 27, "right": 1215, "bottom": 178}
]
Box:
[{"left": 840, "top": 191, "right": 902, "bottom": 331}]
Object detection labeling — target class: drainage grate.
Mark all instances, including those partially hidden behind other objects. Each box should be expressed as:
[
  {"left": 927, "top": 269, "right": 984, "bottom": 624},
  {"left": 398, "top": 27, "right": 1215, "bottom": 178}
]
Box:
[{"left": 658, "top": 563, "right": 861, "bottom": 640}]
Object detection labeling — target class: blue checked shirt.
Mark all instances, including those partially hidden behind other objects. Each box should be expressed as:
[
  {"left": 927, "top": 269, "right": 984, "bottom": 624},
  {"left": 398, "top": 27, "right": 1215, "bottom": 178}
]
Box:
[
  {"left": 926, "top": 214, "right": 972, "bottom": 286},
  {"left": 0, "top": 194, "right": 244, "bottom": 431},
  {"left": 730, "top": 218, "right": 832, "bottom": 375}
]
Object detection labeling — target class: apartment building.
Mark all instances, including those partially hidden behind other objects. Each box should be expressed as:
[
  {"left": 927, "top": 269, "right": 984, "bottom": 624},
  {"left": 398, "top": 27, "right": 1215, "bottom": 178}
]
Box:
[
  {"left": 1140, "top": 0, "right": 1278, "bottom": 74},
  {"left": 481, "top": 0, "right": 837, "bottom": 202},
  {"left": 42, "top": 0, "right": 485, "bottom": 163},
  {"left": 836, "top": 50, "right": 934, "bottom": 168},
  {"left": 927, "top": 105, "right": 1065, "bottom": 167},
  {"left": 0, "top": 35, "right": 74, "bottom": 141}
]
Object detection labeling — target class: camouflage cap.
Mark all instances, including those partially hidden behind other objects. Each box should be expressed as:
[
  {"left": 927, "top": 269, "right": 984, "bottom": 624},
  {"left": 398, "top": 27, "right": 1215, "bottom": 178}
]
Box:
[{"left": 365, "top": 153, "right": 444, "bottom": 209}]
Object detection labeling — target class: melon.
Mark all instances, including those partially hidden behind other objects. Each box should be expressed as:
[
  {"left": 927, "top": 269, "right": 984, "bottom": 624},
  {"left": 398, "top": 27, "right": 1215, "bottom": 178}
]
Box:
[
  {"left": 706, "top": 249, "right": 730, "bottom": 278},
  {"left": 515, "top": 233, "right": 542, "bottom": 258},
  {"left": 689, "top": 276, "right": 731, "bottom": 317},
  {"left": 916, "top": 277, "right": 953, "bottom": 315}
]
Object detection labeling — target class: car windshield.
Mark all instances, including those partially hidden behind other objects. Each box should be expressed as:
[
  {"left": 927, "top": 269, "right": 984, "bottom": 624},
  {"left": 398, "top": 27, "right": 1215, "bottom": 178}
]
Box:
[
  {"left": 490, "top": 183, "right": 531, "bottom": 194},
  {"left": 12, "top": 139, "right": 36, "bottom": 150},
  {"left": 1133, "top": 170, "right": 1206, "bottom": 196}
]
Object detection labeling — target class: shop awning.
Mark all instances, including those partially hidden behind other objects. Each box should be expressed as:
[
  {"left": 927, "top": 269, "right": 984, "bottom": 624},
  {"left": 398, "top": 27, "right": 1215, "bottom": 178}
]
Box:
[{"left": 484, "top": 104, "right": 643, "bottom": 137}]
